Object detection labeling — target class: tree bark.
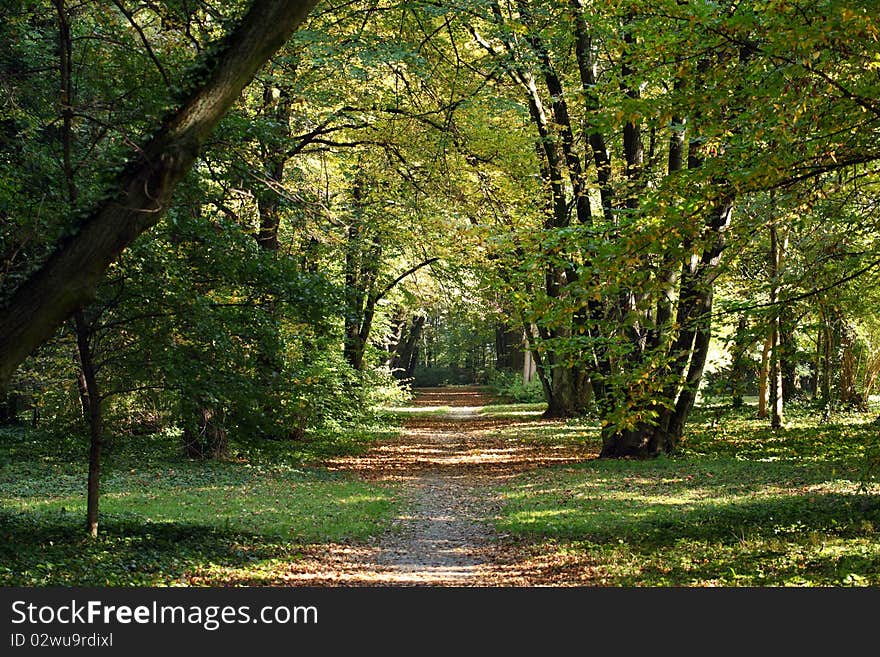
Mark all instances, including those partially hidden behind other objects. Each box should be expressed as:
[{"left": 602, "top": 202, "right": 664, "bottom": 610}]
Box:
[
  {"left": 256, "top": 85, "right": 292, "bottom": 252},
  {"left": 544, "top": 365, "right": 591, "bottom": 419},
  {"left": 390, "top": 314, "right": 425, "bottom": 380},
  {"left": 600, "top": 197, "right": 733, "bottom": 457},
  {"left": 758, "top": 333, "right": 771, "bottom": 419},
  {"left": 769, "top": 223, "right": 785, "bottom": 429},
  {"left": 74, "top": 311, "right": 102, "bottom": 538},
  {"left": 0, "top": 0, "right": 319, "bottom": 393}
]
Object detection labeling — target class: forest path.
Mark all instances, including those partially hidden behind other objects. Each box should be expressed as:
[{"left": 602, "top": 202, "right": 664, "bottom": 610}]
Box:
[{"left": 274, "top": 387, "right": 596, "bottom": 586}]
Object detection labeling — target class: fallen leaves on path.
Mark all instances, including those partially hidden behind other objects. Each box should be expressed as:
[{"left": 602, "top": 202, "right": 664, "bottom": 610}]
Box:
[{"left": 202, "top": 387, "right": 600, "bottom": 586}]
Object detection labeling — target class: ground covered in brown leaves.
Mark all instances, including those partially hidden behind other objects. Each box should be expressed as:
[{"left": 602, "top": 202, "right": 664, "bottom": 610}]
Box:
[{"left": 259, "top": 387, "right": 599, "bottom": 586}]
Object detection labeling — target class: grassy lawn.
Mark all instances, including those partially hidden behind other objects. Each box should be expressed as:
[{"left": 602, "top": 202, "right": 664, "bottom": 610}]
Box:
[
  {"left": 493, "top": 401, "right": 880, "bottom": 586},
  {"left": 0, "top": 426, "right": 398, "bottom": 586}
]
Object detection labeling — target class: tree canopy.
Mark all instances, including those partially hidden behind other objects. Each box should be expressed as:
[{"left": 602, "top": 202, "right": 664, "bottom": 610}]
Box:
[{"left": 1, "top": 0, "right": 879, "bottom": 539}]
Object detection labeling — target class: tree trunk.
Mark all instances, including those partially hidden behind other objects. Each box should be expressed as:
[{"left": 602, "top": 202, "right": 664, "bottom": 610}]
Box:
[
  {"left": 780, "top": 308, "right": 798, "bottom": 402},
  {"left": 390, "top": 314, "right": 425, "bottom": 380},
  {"left": 769, "top": 224, "right": 785, "bottom": 429},
  {"left": 544, "top": 364, "right": 591, "bottom": 419},
  {"left": 600, "top": 198, "right": 732, "bottom": 458},
  {"left": 599, "top": 422, "right": 671, "bottom": 459},
  {"left": 182, "top": 405, "right": 228, "bottom": 459},
  {"left": 0, "top": 0, "right": 319, "bottom": 392},
  {"left": 74, "top": 311, "right": 102, "bottom": 538},
  {"left": 758, "top": 334, "right": 771, "bottom": 419},
  {"left": 256, "top": 85, "right": 292, "bottom": 252},
  {"left": 812, "top": 326, "right": 822, "bottom": 400},
  {"left": 0, "top": 393, "right": 19, "bottom": 425},
  {"left": 839, "top": 320, "right": 867, "bottom": 410}
]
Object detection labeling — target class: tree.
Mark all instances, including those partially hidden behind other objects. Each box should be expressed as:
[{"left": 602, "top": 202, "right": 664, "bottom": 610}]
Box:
[
  {"left": 0, "top": 0, "right": 320, "bottom": 393},
  {"left": 450, "top": 0, "right": 880, "bottom": 455}
]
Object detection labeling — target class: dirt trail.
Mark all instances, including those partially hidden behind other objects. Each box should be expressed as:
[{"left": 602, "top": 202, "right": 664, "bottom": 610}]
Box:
[{"left": 272, "top": 387, "right": 596, "bottom": 586}]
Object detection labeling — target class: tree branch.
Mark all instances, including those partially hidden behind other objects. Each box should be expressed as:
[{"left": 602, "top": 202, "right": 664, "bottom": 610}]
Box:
[{"left": 372, "top": 257, "right": 440, "bottom": 304}]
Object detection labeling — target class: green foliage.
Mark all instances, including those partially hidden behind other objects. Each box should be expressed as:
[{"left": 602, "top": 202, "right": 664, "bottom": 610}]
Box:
[
  {"left": 487, "top": 369, "right": 545, "bottom": 404},
  {"left": 0, "top": 423, "right": 398, "bottom": 586},
  {"left": 2, "top": 0, "right": 880, "bottom": 586}
]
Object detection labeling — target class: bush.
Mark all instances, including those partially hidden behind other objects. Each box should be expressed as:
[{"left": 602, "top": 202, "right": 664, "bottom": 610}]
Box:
[{"left": 487, "top": 369, "right": 546, "bottom": 403}]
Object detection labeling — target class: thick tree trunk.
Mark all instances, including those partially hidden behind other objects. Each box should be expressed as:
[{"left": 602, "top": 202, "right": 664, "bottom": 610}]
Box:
[
  {"left": 600, "top": 198, "right": 732, "bottom": 458},
  {"left": 599, "top": 422, "right": 671, "bottom": 459},
  {"left": 544, "top": 364, "right": 591, "bottom": 419},
  {"left": 0, "top": 0, "right": 319, "bottom": 392}
]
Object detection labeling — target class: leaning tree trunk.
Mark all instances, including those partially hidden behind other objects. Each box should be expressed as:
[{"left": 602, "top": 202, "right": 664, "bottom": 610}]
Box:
[{"left": 0, "top": 0, "right": 319, "bottom": 394}]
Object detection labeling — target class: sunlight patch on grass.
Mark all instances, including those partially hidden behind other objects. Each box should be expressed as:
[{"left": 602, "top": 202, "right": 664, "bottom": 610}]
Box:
[
  {"left": 0, "top": 424, "right": 401, "bottom": 586},
  {"left": 384, "top": 406, "right": 452, "bottom": 416},
  {"left": 494, "top": 416, "right": 880, "bottom": 586},
  {"left": 479, "top": 402, "right": 547, "bottom": 419}
]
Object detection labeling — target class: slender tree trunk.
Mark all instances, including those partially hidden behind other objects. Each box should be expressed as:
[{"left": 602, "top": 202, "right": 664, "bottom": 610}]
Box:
[
  {"left": 769, "top": 224, "right": 785, "bottom": 429},
  {"left": 780, "top": 309, "right": 798, "bottom": 402},
  {"left": 74, "top": 311, "right": 102, "bottom": 538},
  {"left": 256, "top": 85, "right": 292, "bottom": 252},
  {"left": 56, "top": 0, "right": 103, "bottom": 536},
  {"left": 821, "top": 313, "right": 834, "bottom": 413},
  {"left": 758, "top": 334, "right": 771, "bottom": 419},
  {"left": 839, "top": 321, "right": 867, "bottom": 410},
  {"left": 812, "top": 326, "right": 822, "bottom": 400}
]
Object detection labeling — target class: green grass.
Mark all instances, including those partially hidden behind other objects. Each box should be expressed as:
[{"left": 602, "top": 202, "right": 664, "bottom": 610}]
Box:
[
  {"left": 494, "top": 402, "right": 880, "bottom": 586},
  {"left": 0, "top": 425, "right": 398, "bottom": 586}
]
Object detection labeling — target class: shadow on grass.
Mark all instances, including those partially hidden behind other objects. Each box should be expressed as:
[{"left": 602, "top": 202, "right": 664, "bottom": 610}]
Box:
[
  {"left": 505, "top": 490, "right": 880, "bottom": 544},
  {"left": 0, "top": 510, "right": 309, "bottom": 586},
  {"left": 496, "top": 457, "right": 880, "bottom": 584}
]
